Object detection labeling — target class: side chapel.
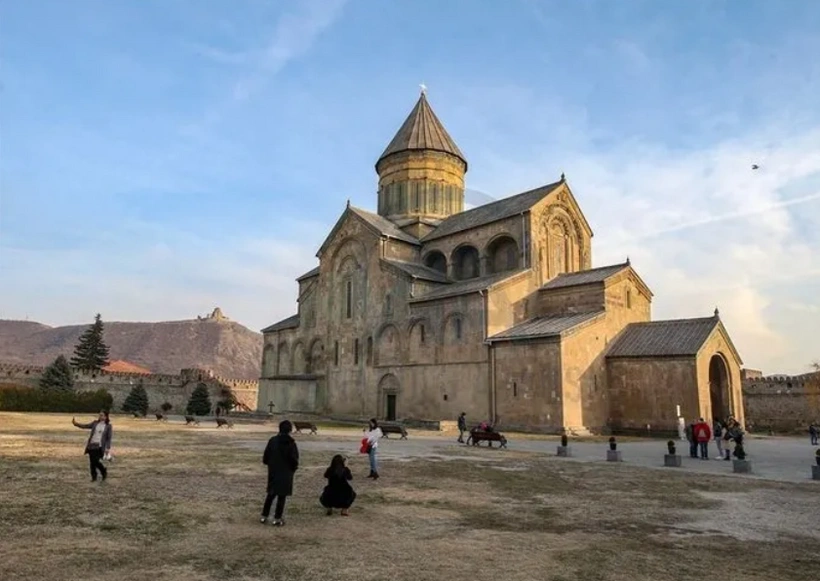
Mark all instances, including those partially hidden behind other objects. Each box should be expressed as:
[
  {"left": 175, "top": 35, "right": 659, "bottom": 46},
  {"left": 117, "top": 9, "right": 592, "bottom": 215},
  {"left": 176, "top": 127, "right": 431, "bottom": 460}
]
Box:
[{"left": 258, "top": 90, "right": 745, "bottom": 433}]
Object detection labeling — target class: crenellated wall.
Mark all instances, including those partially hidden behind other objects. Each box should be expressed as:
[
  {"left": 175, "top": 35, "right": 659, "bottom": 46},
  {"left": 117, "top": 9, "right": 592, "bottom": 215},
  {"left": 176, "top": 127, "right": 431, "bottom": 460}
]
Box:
[
  {"left": 742, "top": 371, "right": 820, "bottom": 432},
  {"left": 0, "top": 362, "right": 258, "bottom": 413}
]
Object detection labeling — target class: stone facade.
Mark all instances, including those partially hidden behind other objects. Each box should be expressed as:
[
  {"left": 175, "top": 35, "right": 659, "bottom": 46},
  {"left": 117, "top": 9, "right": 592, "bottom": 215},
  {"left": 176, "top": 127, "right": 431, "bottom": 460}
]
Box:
[
  {"left": 742, "top": 370, "right": 820, "bottom": 432},
  {"left": 0, "top": 362, "right": 258, "bottom": 414},
  {"left": 258, "top": 91, "right": 745, "bottom": 434}
]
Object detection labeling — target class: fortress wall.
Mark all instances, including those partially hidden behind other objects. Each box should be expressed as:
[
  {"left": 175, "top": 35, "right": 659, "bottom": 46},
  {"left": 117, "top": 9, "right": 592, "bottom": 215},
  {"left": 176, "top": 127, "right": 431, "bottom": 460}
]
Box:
[
  {"left": 0, "top": 362, "right": 258, "bottom": 414},
  {"left": 742, "top": 372, "right": 820, "bottom": 432}
]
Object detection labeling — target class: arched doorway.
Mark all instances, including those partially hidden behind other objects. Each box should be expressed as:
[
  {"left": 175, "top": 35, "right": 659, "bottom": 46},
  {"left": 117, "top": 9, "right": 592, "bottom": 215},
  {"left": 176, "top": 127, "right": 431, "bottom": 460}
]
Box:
[
  {"left": 378, "top": 374, "right": 400, "bottom": 421},
  {"left": 709, "top": 354, "right": 731, "bottom": 420}
]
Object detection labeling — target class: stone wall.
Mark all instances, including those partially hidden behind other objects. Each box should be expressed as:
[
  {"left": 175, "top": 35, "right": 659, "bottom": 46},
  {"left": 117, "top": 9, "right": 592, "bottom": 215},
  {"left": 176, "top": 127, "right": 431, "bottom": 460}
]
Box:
[
  {"left": 607, "top": 357, "right": 699, "bottom": 432},
  {"left": 742, "top": 372, "right": 820, "bottom": 432},
  {"left": 0, "top": 362, "right": 258, "bottom": 414},
  {"left": 493, "top": 339, "right": 563, "bottom": 431}
]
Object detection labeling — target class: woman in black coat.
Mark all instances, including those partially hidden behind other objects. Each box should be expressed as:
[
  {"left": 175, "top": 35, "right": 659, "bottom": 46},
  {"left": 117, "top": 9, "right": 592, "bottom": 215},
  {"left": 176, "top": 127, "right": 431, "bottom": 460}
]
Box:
[
  {"left": 260, "top": 420, "right": 299, "bottom": 526},
  {"left": 320, "top": 455, "right": 356, "bottom": 516}
]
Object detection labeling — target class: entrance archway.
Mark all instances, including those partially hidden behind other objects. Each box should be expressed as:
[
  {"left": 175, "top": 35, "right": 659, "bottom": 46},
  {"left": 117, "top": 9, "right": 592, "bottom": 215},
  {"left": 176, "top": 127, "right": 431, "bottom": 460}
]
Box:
[
  {"left": 378, "top": 373, "right": 400, "bottom": 421},
  {"left": 708, "top": 354, "right": 731, "bottom": 420}
]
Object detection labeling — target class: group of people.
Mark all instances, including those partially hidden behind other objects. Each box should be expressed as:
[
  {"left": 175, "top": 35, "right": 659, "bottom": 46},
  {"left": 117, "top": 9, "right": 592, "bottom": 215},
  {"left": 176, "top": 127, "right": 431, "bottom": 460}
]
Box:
[
  {"left": 259, "top": 418, "right": 383, "bottom": 526},
  {"left": 685, "top": 416, "right": 744, "bottom": 461}
]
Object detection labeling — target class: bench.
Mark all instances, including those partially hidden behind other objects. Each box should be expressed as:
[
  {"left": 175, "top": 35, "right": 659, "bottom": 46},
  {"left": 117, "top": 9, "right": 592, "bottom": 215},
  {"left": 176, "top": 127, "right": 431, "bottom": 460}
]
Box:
[
  {"left": 466, "top": 429, "right": 507, "bottom": 448},
  {"left": 292, "top": 421, "right": 317, "bottom": 435},
  {"left": 216, "top": 417, "right": 234, "bottom": 429},
  {"left": 184, "top": 415, "right": 200, "bottom": 426},
  {"left": 380, "top": 423, "right": 408, "bottom": 440}
]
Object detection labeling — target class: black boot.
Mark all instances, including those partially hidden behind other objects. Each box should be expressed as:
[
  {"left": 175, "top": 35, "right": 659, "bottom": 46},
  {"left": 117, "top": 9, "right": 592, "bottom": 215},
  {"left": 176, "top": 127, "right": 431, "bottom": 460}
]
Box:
[
  {"left": 372, "top": 472, "right": 380, "bottom": 480},
  {"left": 367, "top": 471, "right": 374, "bottom": 478}
]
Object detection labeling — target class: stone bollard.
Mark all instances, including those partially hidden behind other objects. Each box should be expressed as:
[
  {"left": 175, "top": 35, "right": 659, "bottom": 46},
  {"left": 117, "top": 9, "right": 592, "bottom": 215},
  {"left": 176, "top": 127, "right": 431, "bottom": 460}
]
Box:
[
  {"left": 607, "top": 436, "right": 621, "bottom": 461},
  {"left": 664, "top": 440, "right": 680, "bottom": 466},
  {"left": 664, "top": 454, "right": 682, "bottom": 467},
  {"left": 732, "top": 459, "right": 752, "bottom": 474},
  {"left": 812, "top": 465, "right": 820, "bottom": 481},
  {"left": 557, "top": 445, "right": 571, "bottom": 457}
]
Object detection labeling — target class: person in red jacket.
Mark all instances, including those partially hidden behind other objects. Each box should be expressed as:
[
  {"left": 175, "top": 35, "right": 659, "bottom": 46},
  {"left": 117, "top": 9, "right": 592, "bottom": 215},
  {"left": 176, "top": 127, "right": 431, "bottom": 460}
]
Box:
[{"left": 694, "top": 417, "right": 712, "bottom": 459}]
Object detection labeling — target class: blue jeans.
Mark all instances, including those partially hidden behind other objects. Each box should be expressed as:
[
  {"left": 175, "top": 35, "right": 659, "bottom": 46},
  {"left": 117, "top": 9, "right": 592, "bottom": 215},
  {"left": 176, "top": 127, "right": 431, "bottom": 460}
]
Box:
[{"left": 368, "top": 447, "right": 378, "bottom": 473}]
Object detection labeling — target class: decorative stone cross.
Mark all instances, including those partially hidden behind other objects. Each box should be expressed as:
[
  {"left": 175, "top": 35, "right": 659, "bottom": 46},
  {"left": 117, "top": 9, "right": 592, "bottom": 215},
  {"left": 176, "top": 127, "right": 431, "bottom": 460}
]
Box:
[
  {"left": 420, "top": 82, "right": 427, "bottom": 95},
  {"left": 268, "top": 401, "right": 275, "bottom": 414}
]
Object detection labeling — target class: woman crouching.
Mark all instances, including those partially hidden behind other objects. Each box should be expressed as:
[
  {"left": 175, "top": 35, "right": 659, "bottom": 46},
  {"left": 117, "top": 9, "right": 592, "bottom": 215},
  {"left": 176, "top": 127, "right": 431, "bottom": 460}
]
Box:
[{"left": 320, "top": 455, "right": 356, "bottom": 516}]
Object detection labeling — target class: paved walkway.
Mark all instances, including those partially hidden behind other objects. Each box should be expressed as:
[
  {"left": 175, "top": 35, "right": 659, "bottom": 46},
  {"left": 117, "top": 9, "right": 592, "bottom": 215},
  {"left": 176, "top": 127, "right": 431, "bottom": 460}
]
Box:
[{"left": 238, "top": 429, "right": 820, "bottom": 484}]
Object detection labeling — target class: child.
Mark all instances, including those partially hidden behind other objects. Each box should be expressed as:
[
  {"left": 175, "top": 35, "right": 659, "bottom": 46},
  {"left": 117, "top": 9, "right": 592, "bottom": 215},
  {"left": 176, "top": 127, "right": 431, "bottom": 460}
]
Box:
[{"left": 320, "top": 455, "right": 356, "bottom": 516}]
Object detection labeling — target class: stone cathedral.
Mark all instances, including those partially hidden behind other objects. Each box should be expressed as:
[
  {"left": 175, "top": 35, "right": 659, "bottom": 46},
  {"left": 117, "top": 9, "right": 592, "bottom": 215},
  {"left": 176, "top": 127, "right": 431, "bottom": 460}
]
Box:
[{"left": 257, "top": 91, "right": 745, "bottom": 434}]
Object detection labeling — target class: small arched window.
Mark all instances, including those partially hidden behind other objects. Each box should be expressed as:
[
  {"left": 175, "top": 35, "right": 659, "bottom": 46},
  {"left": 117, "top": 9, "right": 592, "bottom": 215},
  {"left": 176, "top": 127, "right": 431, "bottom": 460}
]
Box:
[
  {"left": 626, "top": 289, "right": 632, "bottom": 309},
  {"left": 455, "top": 318, "right": 462, "bottom": 340}
]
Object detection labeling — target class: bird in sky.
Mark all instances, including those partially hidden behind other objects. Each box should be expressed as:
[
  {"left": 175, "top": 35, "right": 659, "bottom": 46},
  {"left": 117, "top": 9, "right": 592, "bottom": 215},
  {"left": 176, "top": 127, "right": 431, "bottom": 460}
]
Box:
[{"left": 752, "top": 164, "right": 760, "bottom": 170}]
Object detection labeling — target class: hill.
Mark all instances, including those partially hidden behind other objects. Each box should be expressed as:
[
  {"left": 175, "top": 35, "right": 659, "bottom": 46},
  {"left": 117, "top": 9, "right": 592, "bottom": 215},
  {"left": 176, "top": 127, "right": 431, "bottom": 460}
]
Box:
[{"left": 0, "top": 317, "right": 263, "bottom": 380}]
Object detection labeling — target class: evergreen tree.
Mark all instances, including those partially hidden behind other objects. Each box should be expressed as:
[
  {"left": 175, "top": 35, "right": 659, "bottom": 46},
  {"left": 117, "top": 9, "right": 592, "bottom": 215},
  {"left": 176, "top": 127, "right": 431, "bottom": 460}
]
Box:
[
  {"left": 70, "top": 313, "right": 111, "bottom": 372},
  {"left": 39, "top": 355, "right": 75, "bottom": 392},
  {"left": 122, "top": 384, "right": 149, "bottom": 416},
  {"left": 186, "top": 383, "right": 212, "bottom": 416}
]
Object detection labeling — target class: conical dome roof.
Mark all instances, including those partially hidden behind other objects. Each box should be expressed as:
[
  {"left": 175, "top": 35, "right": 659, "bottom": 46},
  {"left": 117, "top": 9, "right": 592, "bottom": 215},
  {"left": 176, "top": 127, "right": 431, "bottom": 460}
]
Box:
[{"left": 377, "top": 92, "right": 467, "bottom": 169}]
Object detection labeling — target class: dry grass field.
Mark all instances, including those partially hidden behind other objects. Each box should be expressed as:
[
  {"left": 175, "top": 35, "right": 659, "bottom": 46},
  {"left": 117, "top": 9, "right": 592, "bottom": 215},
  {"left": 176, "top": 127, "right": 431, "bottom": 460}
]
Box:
[{"left": 1, "top": 413, "right": 819, "bottom": 581}]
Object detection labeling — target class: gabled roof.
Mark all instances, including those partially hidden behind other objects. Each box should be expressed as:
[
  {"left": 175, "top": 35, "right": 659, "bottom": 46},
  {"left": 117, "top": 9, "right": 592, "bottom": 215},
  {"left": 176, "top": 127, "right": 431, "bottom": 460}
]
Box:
[
  {"left": 606, "top": 316, "right": 719, "bottom": 358},
  {"left": 261, "top": 314, "right": 299, "bottom": 334},
  {"left": 409, "top": 269, "right": 527, "bottom": 303},
  {"left": 317, "top": 204, "right": 419, "bottom": 257},
  {"left": 382, "top": 259, "right": 449, "bottom": 283},
  {"left": 541, "top": 262, "right": 630, "bottom": 291},
  {"left": 296, "top": 266, "right": 320, "bottom": 282},
  {"left": 487, "top": 311, "right": 605, "bottom": 343},
  {"left": 350, "top": 207, "right": 418, "bottom": 244},
  {"left": 377, "top": 92, "right": 466, "bottom": 169},
  {"left": 422, "top": 180, "right": 563, "bottom": 242}
]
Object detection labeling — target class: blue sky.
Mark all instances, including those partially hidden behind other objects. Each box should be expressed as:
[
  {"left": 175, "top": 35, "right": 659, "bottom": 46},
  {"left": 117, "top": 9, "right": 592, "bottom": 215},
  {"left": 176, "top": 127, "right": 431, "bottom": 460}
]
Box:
[{"left": 1, "top": 0, "right": 819, "bottom": 374}]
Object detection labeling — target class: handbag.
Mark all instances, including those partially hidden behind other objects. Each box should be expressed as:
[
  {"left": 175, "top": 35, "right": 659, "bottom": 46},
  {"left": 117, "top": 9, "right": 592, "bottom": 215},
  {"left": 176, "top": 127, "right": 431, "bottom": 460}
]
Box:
[{"left": 359, "top": 438, "right": 369, "bottom": 454}]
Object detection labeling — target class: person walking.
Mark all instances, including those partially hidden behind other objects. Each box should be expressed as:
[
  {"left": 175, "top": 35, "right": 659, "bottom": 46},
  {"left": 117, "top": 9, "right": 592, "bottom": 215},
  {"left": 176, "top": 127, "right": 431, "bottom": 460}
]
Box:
[
  {"left": 713, "top": 419, "right": 724, "bottom": 459},
  {"left": 72, "top": 411, "right": 112, "bottom": 482},
  {"left": 809, "top": 423, "right": 818, "bottom": 446},
  {"left": 694, "top": 417, "right": 712, "bottom": 460},
  {"left": 457, "top": 412, "right": 467, "bottom": 444},
  {"left": 363, "top": 418, "right": 383, "bottom": 480},
  {"left": 260, "top": 420, "right": 299, "bottom": 526},
  {"left": 320, "top": 455, "right": 356, "bottom": 516}
]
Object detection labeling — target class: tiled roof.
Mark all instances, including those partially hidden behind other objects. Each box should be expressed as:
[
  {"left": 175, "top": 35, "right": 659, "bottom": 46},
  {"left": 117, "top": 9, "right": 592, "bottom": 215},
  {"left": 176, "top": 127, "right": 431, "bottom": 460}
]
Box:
[
  {"left": 377, "top": 92, "right": 466, "bottom": 168},
  {"left": 422, "top": 180, "right": 563, "bottom": 242},
  {"left": 488, "top": 311, "right": 605, "bottom": 342},
  {"left": 383, "top": 259, "right": 449, "bottom": 283},
  {"left": 350, "top": 207, "right": 419, "bottom": 245},
  {"left": 541, "top": 262, "right": 630, "bottom": 291},
  {"left": 261, "top": 314, "right": 300, "bottom": 334},
  {"left": 296, "top": 266, "right": 320, "bottom": 282},
  {"left": 606, "top": 316, "right": 719, "bottom": 358},
  {"left": 409, "top": 269, "right": 526, "bottom": 303}
]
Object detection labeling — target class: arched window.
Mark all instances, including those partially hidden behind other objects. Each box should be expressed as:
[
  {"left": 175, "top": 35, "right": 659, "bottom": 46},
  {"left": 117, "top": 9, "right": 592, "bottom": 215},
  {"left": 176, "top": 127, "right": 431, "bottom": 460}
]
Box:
[
  {"left": 424, "top": 251, "right": 447, "bottom": 274},
  {"left": 452, "top": 246, "right": 480, "bottom": 280},
  {"left": 345, "top": 279, "right": 352, "bottom": 319},
  {"left": 486, "top": 236, "right": 519, "bottom": 274},
  {"left": 455, "top": 318, "right": 462, "bottom": 340}
]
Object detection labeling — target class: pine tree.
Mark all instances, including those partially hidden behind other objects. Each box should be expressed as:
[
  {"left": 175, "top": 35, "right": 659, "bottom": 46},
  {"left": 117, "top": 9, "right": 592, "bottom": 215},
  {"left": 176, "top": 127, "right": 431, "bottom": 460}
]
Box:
[
  {"left": 39, "top": 355, "right": 75, "bottom": 392},
  {"left": 70, "top": 313, "right": 111, "bottom": 372},
  {"left": 122, "top": 384, "right": 149, "bottom": 416},
  {"left": 186, "top": 383, "right": 212, "bottom": 416}
]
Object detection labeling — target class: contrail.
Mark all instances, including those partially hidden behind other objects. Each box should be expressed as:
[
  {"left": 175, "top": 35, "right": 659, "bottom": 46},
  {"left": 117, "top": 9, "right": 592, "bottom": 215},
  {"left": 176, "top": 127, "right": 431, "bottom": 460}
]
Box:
[{"left": 631, "top": 190, "right": 820, "bottom": 240}]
